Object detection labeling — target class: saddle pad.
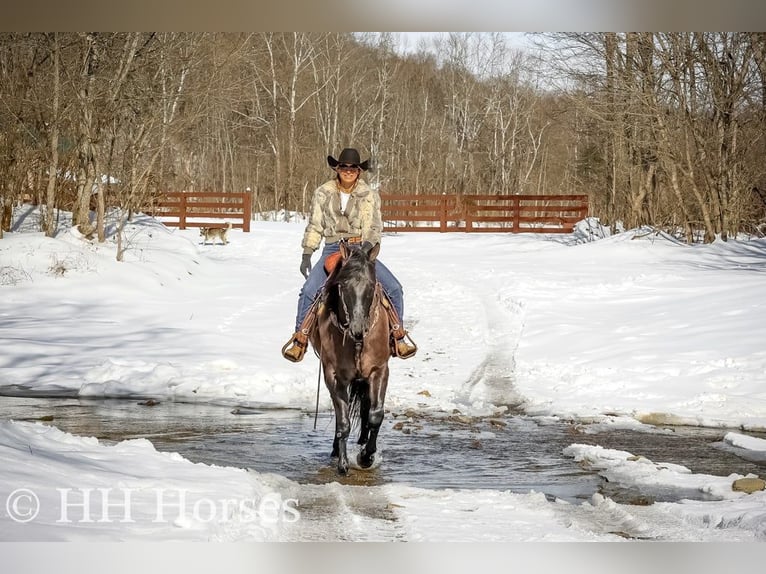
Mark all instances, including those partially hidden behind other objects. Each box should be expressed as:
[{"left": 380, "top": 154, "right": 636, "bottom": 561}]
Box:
[{"left": 324, "top": 251, "right": 342, "bottom": 274}]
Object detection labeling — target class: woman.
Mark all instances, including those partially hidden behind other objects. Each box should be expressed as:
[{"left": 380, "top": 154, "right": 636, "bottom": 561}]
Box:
[{"left": 282, "top": 147, "right": 417, "bottom": 362}]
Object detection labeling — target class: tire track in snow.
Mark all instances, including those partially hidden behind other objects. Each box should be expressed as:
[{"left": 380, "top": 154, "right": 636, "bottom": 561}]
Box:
[{"left": 459, "top": 286, "right": 527, "bottom": 411}]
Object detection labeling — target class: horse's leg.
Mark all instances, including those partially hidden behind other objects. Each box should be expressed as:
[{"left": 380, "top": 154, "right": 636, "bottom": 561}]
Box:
[
  {"left": 358, "top": 364, "right": 389, "bottom": 468},
  {"left": 330, "top": 383, "right": 351, "bottom": 475},
  {"left": 357, "top": 383, "right": 371, "bottom": 445},
  {"left": 323, "top": 367, "right": 342, "bottom": 458}
]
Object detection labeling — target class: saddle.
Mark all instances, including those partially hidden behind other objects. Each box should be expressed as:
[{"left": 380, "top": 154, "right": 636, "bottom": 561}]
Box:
[{"left": 312, "top": 248, "right": 417, "bottom": 359}]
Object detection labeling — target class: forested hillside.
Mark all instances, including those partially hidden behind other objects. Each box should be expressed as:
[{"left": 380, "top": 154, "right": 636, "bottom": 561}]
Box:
[{"left": 1, "top": 32, "right": 765, "bottom": 242}]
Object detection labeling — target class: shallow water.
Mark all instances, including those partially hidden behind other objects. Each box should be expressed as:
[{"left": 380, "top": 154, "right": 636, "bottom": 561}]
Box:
[{"left": 2, "top": 396, "right": 764, "bottom": 504}]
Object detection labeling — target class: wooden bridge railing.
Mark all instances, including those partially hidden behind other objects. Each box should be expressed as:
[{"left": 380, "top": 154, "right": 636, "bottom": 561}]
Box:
[
  {"left": 148, "top": 192, "right": 251, "bottom": 232},
  {"left": 380, "top": 193, "right": 589, "bottom": 233}
]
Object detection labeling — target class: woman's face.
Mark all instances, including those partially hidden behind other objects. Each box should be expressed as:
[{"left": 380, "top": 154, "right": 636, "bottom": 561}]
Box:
[{"left": 336, "top": 164, "right": 361, "bottom": 186}]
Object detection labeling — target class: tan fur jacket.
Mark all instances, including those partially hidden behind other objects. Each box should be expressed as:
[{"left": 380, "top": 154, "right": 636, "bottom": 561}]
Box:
[{"left": 301, "top": 178, "right": 382, "bottom": 254}]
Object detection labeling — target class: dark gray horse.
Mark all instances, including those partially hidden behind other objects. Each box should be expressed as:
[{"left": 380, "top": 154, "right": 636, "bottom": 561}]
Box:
[{"left": 310, "top": 240, "right": 391, "bottom": 475}]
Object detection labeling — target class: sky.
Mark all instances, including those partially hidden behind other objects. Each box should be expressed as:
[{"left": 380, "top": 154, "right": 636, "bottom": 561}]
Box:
[
  {"left": 390, "top": 32, "right": 531, "bottom": 55},
  {"left": 1, "top": 205, "right": 766, "bottom": 554}
]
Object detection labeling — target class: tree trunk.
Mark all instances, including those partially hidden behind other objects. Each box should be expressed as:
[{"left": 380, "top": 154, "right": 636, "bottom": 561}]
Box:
[{"left": 44, "top": 33, "right": 60, "bottom": 237}]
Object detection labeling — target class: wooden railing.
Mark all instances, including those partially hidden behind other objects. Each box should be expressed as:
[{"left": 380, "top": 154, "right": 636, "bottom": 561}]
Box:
[
  {"left": 147, "top": 191, "right": 586, "bottom": 235},
  {"left": 380, "top": 193, "right": 589, "bottom": 233},
  {"left": 149, "top": 192, "right": 251, "bottom": 232}
]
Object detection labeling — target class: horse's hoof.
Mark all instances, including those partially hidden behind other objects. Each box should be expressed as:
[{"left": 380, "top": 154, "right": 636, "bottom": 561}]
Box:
[
  {"left": 357, "top": 453, "right": 374, "bottom": 469},
  {"left": 337, "top": 464, "right": 349, "bottom": 475}
]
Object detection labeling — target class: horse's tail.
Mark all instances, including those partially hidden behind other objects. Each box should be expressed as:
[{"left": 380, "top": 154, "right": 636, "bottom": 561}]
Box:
[{"left": 348, "top": 377, "right": 368, "bottom": 427}]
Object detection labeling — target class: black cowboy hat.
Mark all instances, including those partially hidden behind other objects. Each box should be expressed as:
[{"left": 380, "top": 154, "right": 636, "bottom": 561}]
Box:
[{"left": 327, "top": 148, "right": 370, "bottom": 171}]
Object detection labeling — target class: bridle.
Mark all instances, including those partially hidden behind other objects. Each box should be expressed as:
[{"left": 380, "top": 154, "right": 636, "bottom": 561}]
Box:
[{"left": 329, "top": 266, "right": 382, "bottom": 371}]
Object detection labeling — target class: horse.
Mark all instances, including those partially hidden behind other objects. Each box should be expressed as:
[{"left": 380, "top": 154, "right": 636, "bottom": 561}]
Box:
[{"left": 310, "top": 240, "right": 391, "bottom": 475}]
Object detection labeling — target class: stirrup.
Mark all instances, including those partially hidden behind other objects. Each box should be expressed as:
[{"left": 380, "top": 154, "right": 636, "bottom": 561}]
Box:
[
  {"left": 282, "top": 337, "right": 307, "bottom": 363},
  {"left": 393, "top": 332, "right": 418, "bottom": 359}
]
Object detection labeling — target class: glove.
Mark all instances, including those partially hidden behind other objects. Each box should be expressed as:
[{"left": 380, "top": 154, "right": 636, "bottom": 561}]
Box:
[{"left": 299, "top": 253, "right": 312, "bottom": 278}]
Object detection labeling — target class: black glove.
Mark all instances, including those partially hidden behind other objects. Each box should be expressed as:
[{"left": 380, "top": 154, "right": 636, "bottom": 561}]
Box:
[{"left": 299, "top": 253, "right": 312, "bottom": 278}]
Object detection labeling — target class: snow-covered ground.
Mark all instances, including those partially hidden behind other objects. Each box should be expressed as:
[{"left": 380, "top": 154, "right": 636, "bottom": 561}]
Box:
[{"left": 1, "top": 204, "right": 766, "bottom": 545}]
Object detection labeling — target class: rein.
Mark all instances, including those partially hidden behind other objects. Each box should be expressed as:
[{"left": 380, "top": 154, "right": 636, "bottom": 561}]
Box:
[{"left": 314, "top": 357, "right": 322, "bottom": 430}]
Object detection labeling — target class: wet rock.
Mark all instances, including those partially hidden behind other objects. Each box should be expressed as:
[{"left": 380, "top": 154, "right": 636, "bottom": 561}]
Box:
[
  {"left": 488, "top": 419, "right": 507, "bottom": 428},
  {"left": 453, "top": 415, "right": 473, "bottom": 425},
  {"left": 732, "top": 477, "right": 766, "bottom": 493},
  {"left": 417, "top": 390, "right": 432, "bottom": 397},
  {"left": 626, "top": 497, "right": 653, "bottom": 506},
  {"left": 138, "top": 399, "right": 160, "bottom": 406},
  {"left": 392, "top": 421, "right": 405, "bottom": 431},
  {"left": 38, "top": 415, "right": 55, "bottom": 422},
  {"left": 230, "top": 407, "right": 260, "bottom": 415}
]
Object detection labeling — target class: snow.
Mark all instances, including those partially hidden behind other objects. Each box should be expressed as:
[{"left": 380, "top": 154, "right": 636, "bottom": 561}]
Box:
[{"left": 2, "top": 206, "right": 766, "bottom": 546}]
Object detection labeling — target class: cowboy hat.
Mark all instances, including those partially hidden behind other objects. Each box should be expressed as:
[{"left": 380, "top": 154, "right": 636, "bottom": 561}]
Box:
[{"left": 327, "top": 148, "right": 370, "bottom": 171}]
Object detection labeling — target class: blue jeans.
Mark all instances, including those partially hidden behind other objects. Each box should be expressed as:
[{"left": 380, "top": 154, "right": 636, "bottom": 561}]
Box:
[{"left": 295, "top": 242, "right": 404, "bottom": 331}]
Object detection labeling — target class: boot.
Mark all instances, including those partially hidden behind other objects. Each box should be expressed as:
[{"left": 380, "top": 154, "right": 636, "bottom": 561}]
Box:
[
  {"left": 281, "top": 302, "right": 320, "bottom": 363},
  {"left": 380, "top": 291, "right": 417, "bottom": 359}
]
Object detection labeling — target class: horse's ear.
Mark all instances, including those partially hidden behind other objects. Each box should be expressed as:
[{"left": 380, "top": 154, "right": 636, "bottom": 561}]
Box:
[
  {"left": 339, "top": 240, "right": 351, "bottom": 260},
  {"left": 367, "top": 242, "right": 380, "bottom": 262}
]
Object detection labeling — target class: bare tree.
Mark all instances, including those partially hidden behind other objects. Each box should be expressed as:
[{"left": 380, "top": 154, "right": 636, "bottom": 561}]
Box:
[
  {"left": 4, "top": 32, "right": 766, "bottom": 243},
  {"left": 42, "top": 33, "right": 61, "bottom": 237}
]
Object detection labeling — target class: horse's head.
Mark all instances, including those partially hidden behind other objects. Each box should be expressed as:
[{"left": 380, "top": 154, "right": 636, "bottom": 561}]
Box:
[{"left": 327, "top": 240, "right": 380, "bottom": 342}]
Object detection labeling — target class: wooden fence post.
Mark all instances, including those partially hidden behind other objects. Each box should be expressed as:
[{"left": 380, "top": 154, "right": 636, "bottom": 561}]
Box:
[
  {"left": 179, "top": 194, "right": 187, "bottom": 230},
  {"left": 439, "top": 196, "right": 447, "bottom": 232},
  {"left": 465, "top": 200, "right": 473, "bottom": 232},
  {"left": 242, "top": 193, "right": 251, "bottom": 232}
]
